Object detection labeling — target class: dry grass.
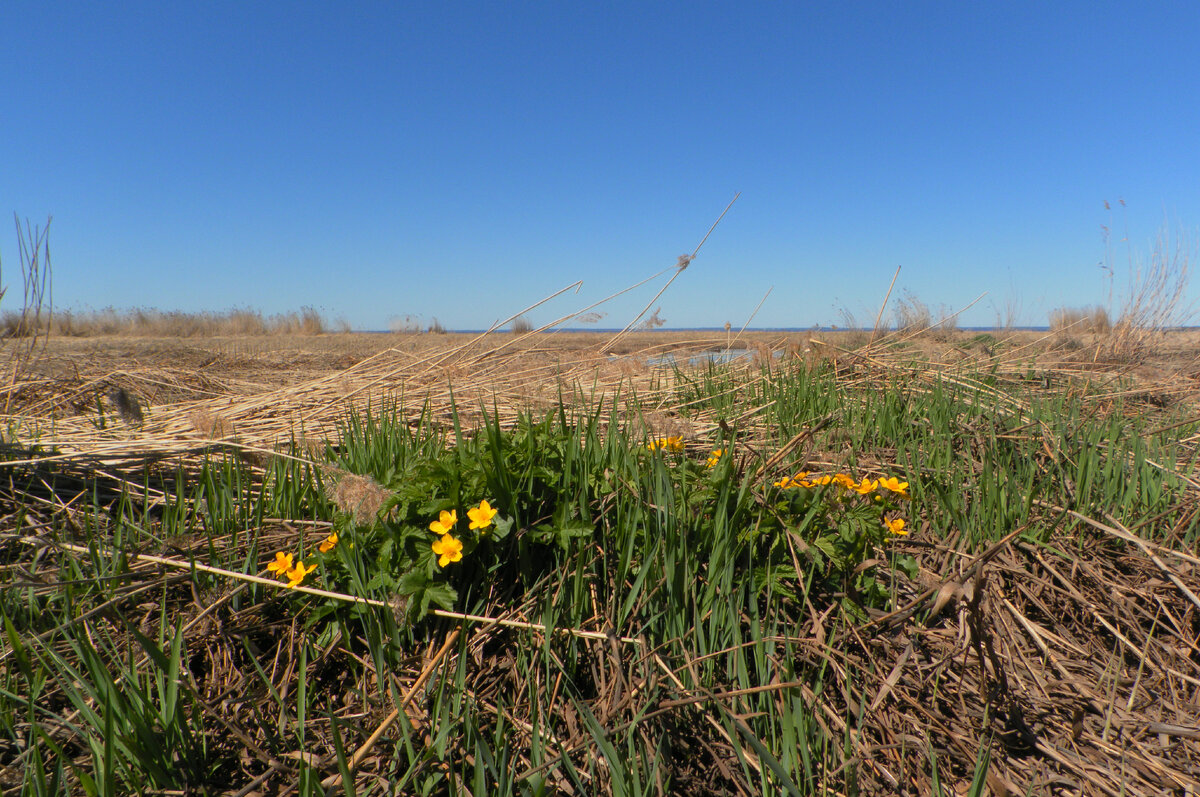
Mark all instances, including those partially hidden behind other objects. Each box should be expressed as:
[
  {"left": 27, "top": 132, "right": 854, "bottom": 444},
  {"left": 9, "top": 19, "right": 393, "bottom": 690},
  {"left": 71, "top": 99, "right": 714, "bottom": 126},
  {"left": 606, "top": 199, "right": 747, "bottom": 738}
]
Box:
[
  {"left": 5, "top": 306, "right": 333, "bottom": 338},
  {"left": 329, "top": 471, "right": 392, "bottom": 524},
  {"left": 837, "top": 514, "right": 1200, "bottom": 795},
  {"left": 1, "top": 216, "right": 54, "bottom": 414},
  {"left": 3, "top": 204, "right": 1198, "bottom": 791},
  {"left": 892, "top": 290, "right": 958, "bottom": 341},
  {"left": 1049, "top": 305, "right": 1111, "bottom": 335},
  {"left": 639, "top": 307, "right": 666, "bottom": 330},
  {"left": 1046, "top": 221, "right": 1195, "bottom": 363},
  {"left": 1100, "top": 223, "right": 1194, "bottom": 361}
]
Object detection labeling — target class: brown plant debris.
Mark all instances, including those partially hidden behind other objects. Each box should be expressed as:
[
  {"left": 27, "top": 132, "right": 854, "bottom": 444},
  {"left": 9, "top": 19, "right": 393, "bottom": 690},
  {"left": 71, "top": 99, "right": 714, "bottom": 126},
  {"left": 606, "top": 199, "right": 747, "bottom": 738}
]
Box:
[{"left": 329, "top": 472, "right": 391, "bottom": 525}]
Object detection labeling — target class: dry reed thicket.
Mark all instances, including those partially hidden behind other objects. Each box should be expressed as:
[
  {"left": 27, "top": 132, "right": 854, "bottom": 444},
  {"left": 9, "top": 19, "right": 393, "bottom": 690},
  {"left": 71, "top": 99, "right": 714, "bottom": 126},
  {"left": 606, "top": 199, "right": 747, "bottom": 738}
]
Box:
[{"left": 13, "top": 305, "right": 330, "bottom": 338}]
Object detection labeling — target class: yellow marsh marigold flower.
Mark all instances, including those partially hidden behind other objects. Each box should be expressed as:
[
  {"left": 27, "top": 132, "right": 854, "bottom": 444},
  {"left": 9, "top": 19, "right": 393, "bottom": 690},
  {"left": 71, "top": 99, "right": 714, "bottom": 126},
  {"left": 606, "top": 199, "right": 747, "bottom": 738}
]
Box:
[
  {"left": 318, "top": 531, "right": 338, "bottom": 553},
  {"left": 810, "top": 474, "right": 835, "bottom": 486},
  {"left": 432, "top": 533, "right": 463, "bottom": 567},
  {"left": 852, "top": 477, "right": 878, "bottom": 495},
  {"left": 267, "top": 552, "right": 293, "bottom": 578},
  {"left": 646, "top": 436, "right": 684, "bottom": 453},
  {"left": 285, "top": 561, "right": 317, "bottom": 588},
  {"left": 775, "top": 471, "right": 815, "bottom": 489},
  {"left": 833, "top": 473, "right": 856, "bottom": 489},
  {"left": 468, "top": 500, "right": 498, "bottom": 531},
  {"left": 878, "top": 477, "right": 910, "bottom": 498},
  {"left": 429, "top": 509, "right": 457, "bottom": 535},
  {"left": 885, "top": 518, "right": 907, "bottom": 536},
  {"left": 706, "top": 449, "right": 724, "bottom": 468}
]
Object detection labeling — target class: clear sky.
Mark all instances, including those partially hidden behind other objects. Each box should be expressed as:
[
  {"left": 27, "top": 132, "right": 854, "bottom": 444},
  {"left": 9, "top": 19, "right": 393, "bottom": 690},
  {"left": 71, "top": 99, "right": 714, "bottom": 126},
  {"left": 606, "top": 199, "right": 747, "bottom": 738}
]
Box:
[{"left": 3, "top": 2, "right": 1199, "bottom": 331}]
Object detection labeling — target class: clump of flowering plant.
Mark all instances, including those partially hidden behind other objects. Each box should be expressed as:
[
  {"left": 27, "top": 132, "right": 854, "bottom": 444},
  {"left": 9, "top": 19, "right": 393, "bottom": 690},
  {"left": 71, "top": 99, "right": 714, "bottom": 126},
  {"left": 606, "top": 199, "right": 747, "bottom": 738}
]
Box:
[
  {"left": 764, "top": 469, "right": 916, "bottom": 611},
  {"left": 316, "top": 466, "right": 516, "bottom": 619}
]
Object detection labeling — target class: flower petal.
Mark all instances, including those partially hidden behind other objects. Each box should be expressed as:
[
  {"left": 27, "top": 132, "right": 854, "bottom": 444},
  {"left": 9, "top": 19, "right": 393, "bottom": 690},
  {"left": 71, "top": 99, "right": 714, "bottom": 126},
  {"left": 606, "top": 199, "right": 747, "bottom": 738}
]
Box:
[{"left": 268, "top": 551, "right": 294, "bottom": 576}]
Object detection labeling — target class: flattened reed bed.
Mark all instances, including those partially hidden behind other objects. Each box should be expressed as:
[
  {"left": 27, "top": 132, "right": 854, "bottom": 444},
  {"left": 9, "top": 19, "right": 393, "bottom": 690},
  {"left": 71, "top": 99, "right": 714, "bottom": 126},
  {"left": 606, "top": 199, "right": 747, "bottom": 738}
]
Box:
[
  {"left": 841, "top": 514, "right": 1200, "bottom": 794},
  {"left": 0, "top": 333, "right": 759, "bottom": 473}
]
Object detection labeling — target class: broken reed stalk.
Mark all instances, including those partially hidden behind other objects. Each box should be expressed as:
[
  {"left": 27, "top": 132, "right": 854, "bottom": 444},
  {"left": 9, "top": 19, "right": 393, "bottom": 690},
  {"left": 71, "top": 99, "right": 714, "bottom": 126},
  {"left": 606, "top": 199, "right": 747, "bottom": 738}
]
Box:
[
  {"left": 867, "top": 264, "right": 902, "bottom": 350},
  {"left": 601, "top": 192, "right": 740, "bottom": 354},
  {"left": 322, "top": 628, "right": 463, "bottom": 792},
  {"left": 15, "top": 535, "right": 643, "bottom": 645}
]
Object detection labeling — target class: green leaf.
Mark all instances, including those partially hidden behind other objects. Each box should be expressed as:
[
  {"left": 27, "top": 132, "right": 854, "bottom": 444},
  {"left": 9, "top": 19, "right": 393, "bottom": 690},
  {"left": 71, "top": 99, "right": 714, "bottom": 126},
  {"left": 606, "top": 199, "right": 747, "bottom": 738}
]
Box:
[
  {"left": 489, "top": 514, "right": 514, "bottom": 540},
  {"left": 812, "top": 534, "right": 838, "bottom": 561}
]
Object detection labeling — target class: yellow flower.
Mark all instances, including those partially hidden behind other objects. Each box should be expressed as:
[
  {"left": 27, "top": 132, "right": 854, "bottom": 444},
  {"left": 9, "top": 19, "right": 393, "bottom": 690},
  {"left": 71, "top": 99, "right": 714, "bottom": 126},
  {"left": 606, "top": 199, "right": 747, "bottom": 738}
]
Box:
[
  {"left": 267, "top": 552, "right": 293, "bottom": 578},
  {"left": 285, "top": 561, "right": 317, "bottom": 588},
  {"left": 432, "top": 533, "right": 463, "bottom": 567},
  {"left": 878, "top": 477, "right": 910, "bottom": 498},
  {"left": 706, "top": 449, "right": 724, "bottom": 468},
  {"left": 318, "top": 531, "right": 338, "bottom": 553},
  {"left": 468, "top": 500, "right": 498, "bottom": 531},
  {"left": 810, "top": 474, "right": 835, "bottom": 486},
  {"left": 774, "top": 470, "right": 813, "bottom": 489},
  {"left": 885, "top": 518, "right": 907, "bottom": 536},
  {"left": 833, "top": 473, "right": 856, "bottom": 489},
  {"left": 851, "top": 477, "right": 878, "bottom": 495},
  {"left": 646, "top": 436, "right": 684, "bottom": 452},
  {"left": 429, "top": 509, "right": 457, "bottom": 535}
]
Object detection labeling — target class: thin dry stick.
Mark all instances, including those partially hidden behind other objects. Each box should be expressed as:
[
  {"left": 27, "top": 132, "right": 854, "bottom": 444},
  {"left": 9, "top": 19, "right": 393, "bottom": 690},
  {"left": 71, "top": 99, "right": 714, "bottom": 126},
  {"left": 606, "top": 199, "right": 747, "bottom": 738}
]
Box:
[
  {"left": 486, "top": 280, "right": 585, "bottom": 338},
  {"left": 18, "top": 536, "right": 643, "bottom": 644},
  {"left": 0, "top": 439, "right": 317, "bottom": 471},
  {"left": 725, "top": 286, "right": 773, "bottom": 355},
  {"left": 751, "top": 415, "right": 833, "bottom": 482},
  {"left": 319, "top": 628, "right": 463, "bottom": 791},
  {"left": 478, "top": 270, "right": 675, "bottom": 361},
  {"left": 867, "top": 265, "right": 902, "bottom": 351},
  {"left": 601, "top": 192, "right": 741, "bottom": 354}
]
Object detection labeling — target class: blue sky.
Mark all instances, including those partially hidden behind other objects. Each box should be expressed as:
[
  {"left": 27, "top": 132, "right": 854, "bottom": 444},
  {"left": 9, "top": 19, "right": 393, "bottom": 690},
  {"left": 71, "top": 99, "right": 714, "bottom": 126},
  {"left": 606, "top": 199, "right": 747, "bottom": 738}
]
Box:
[{"left": 3, "top": 2, "right": 1199, "bottom": 331}]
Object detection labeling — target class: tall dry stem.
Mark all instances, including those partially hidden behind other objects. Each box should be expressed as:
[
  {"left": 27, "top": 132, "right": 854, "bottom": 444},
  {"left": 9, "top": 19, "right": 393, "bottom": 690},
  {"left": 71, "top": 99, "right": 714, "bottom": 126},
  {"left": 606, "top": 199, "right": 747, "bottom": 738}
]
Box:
[
  {"left": 2, "top": 215, "right": 53, "bottom": 411},
  {"left": 1100, "top": 220, "right": 1193, "bottom": 360}
]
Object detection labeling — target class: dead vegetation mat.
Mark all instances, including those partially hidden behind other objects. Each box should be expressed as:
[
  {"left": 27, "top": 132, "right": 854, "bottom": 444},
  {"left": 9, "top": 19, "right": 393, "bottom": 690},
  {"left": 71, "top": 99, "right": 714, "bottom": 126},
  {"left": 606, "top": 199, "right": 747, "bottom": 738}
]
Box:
[
  {"left": 2, "top": 497, "right": 1197, "bottom": 794},
  {"left": 842, "top": 516, "right": 1200, "bottom": 794}
]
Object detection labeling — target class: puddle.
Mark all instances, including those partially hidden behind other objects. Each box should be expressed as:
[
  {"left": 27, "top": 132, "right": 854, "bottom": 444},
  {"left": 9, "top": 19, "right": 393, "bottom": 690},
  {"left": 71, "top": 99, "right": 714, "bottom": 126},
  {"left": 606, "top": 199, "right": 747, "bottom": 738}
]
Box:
[{"left": 641, "top": 349, "right": 782, "bottom": 368}]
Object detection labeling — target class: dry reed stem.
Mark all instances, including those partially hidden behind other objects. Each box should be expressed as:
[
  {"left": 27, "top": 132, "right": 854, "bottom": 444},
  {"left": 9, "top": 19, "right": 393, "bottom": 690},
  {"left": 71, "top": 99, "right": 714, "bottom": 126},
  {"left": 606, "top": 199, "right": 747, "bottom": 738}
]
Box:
[{"left": 601, "top": 192, "right": 739, "bottom": 354}]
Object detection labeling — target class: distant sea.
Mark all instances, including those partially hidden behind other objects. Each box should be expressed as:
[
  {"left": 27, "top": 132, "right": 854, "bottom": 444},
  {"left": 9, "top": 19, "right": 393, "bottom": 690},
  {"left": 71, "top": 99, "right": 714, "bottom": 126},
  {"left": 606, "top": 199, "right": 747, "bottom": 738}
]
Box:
[{"left": 361, "top": 326, "right": 1057, "bottom": 334}]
